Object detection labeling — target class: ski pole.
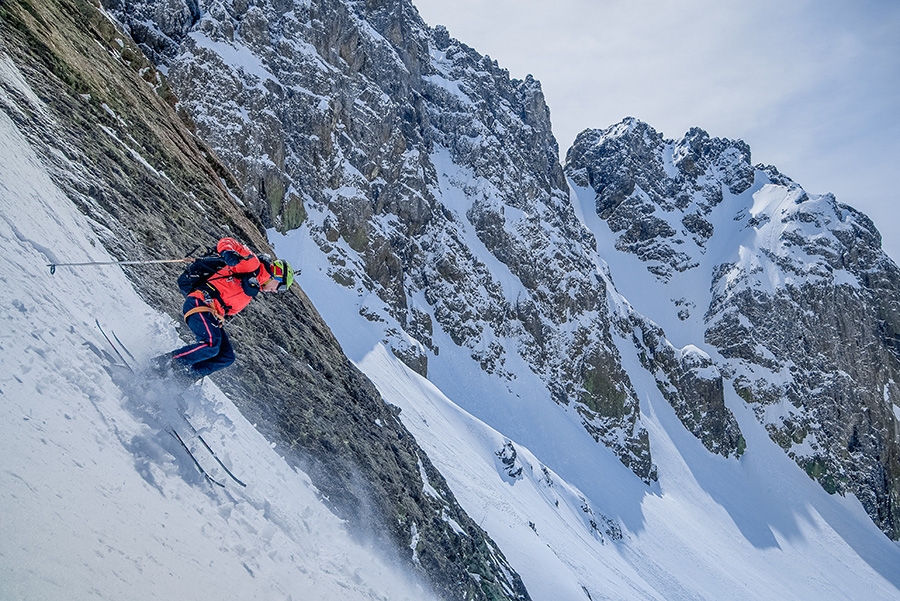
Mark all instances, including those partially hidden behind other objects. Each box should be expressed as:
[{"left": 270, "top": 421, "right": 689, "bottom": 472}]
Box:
[{"left": 47, "top": 257, "right": 194, "bottom": 274}]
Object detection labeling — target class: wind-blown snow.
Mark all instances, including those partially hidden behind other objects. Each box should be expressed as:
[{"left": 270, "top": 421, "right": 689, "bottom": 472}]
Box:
[{"left": 0, "top": 106, "right": 432, "bottom": 599}]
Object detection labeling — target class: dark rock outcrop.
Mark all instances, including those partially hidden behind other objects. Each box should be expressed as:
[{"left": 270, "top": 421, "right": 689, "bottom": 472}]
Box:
[{"left": 106, "top": 0, "right": 658, "bottom": 482}]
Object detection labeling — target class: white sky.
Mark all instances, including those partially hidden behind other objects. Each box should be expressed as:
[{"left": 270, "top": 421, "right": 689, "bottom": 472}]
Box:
[{"left": 412, "top": 0, "right": 900, "bottom": 262}]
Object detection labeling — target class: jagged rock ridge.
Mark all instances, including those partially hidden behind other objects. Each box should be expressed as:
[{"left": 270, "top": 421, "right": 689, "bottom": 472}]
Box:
[
  {"left": 103, "top": 0, "right": 898, "bottom": 542},
  {"left": 566, "top": 118, "right": 900, "bottom": 539}
]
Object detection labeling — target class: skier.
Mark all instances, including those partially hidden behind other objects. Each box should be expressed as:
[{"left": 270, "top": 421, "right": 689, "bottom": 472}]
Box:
[{"left": 153, "top": 237, "right": 294, "bottom": 382}]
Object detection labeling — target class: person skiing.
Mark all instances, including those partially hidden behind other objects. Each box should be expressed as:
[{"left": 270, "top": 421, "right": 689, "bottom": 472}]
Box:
[{"left": 154, "top": 237, "right": 294, "bottom": 381}]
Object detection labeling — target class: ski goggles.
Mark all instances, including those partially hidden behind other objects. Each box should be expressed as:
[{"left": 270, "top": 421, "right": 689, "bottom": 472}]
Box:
[{"left": 271, "top": 261, "right": 290, "bottom": 291}]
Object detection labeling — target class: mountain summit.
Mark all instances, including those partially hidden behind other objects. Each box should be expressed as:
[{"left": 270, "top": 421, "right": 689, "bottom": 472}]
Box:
[{"left": 567, "top": 118, "right": 900, "bottom": 539}]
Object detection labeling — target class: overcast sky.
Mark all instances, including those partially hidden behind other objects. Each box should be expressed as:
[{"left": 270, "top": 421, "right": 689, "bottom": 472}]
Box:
[{"left": 412, "top": 0, "right": 900, "bottom": 262}]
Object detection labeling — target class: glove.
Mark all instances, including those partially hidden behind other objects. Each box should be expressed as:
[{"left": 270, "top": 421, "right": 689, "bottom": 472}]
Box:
[{"left": 221, "top": 250, "right": 244, "bottom": 266}]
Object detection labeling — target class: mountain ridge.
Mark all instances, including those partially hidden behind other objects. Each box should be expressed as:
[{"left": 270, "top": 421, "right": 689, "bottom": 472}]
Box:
[{"left": 567, "top": 117, "right": 900, "bottom": 538}]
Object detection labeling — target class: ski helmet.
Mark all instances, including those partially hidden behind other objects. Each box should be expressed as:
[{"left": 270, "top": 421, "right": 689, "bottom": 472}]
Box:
[{"left": 271, "top": 258, "right": 294, "bottom": 291}]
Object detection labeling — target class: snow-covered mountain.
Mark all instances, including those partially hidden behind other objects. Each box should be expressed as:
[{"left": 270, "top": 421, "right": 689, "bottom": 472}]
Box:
[
  {"left": 106, "top": 0, "right": 656, "bottom": 483},
  {"left": 566, "top": 119, "right": 900, "bottom": 540},
  {"left": 3, "top": 0, "right": 900, "bottom": 599}
]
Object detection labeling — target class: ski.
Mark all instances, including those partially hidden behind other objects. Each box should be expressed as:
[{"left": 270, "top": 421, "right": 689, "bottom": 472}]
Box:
[
  {"left": 83, "top": 340, "right": 123, "bottom": 367},
  {"left": 181, "top": 414, "right": 247, "bottom": 487},
  {"left": 112, "top": 328, "right": 136, "bottom": 362},
  {"left": 92, "top": 319, "right": 240, "bottom": 488},
  {"left": 95, "top": 319, "right": 133, "bottom": 371},
  {"left": 168, "top": 428, "right": 225, "bottom": 488}
]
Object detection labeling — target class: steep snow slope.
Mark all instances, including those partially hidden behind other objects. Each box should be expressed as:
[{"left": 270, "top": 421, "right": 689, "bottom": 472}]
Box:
[
  {"left": 0, "top": 99, "right": 433, "bottom": 600},
  {"left": 13, "top": 0, "right": 898, "bottom": 597}
]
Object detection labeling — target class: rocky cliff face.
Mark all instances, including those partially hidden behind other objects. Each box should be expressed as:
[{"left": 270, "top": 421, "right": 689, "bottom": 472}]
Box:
[
  {"left": 0, "top": 1, "right": 530, "bottom": 598},
  {"left": 104, "top": 0, "right": 658, "bottom": 483},
  {"left": 566, "top": 118, "right": 900, "bottom": 539}
]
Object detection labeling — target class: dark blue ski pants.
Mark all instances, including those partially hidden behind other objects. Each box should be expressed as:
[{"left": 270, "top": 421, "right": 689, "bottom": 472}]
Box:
[{"left": 172, "top": 297, "right": 234, "bottom": 376}]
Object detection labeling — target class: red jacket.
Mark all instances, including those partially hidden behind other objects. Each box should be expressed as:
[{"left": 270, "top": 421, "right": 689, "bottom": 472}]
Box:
[{"left": 188, "top": 238, "right": 272, "bottom": 318}]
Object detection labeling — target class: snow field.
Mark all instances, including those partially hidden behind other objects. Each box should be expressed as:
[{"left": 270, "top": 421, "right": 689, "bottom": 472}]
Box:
[{"left": 356, "top": 337, "right": 900, "bottom": 601}]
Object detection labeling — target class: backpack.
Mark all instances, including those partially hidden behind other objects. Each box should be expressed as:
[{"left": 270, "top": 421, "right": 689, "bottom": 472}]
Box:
[{"left": 177, "top": 255, "right": 227, "bottom": 298}]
